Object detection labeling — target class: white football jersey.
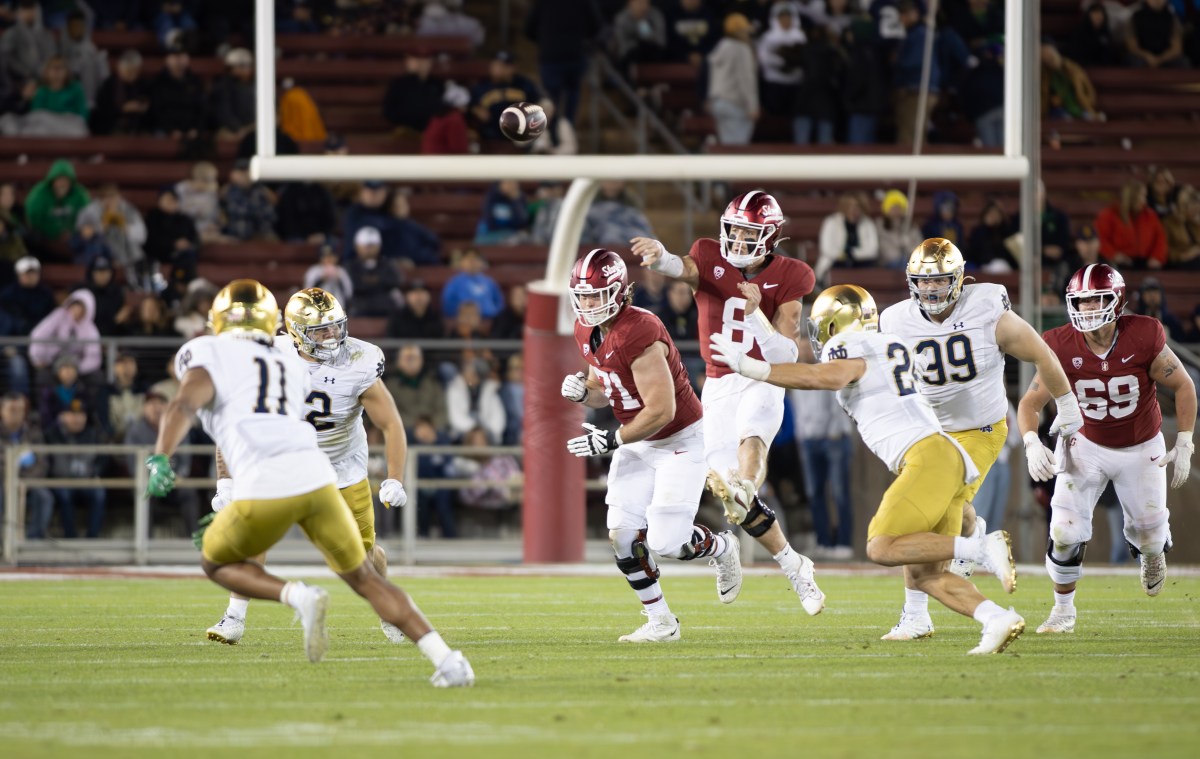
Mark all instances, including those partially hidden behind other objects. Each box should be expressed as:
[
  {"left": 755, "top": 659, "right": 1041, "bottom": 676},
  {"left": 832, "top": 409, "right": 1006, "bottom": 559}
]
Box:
[
  {"left": 821, "top": 331, "right": 976, "bottom": 483},
  {"left": 878, "top": 283, "right": 1010, "bottom": 432},
  {"left": 274, "top": 334, "right": 384, "bottom": 487},
  {"left": 177, "top": 334, "right": 335, "bottom": 499}
]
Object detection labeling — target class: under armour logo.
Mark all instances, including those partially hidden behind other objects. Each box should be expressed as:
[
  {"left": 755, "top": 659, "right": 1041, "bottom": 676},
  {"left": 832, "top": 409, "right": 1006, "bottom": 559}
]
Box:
[
  {"left": 952, "top": 321, "right": 965, "bottom": 330},
  {"left": 323, "top": 376, "right": 336, "bottom": 384}
]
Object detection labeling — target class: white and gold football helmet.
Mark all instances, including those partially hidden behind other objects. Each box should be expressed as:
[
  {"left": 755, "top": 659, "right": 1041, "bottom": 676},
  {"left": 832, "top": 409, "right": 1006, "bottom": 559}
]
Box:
[
  {"left": 807, "top": 284, "right": 879, "bottom": 354},
  {"left": 208, "top": 279, "right": 279, "bottom": 341},
  {"left": 285, "top": 287, "right": 348, "bottom": 362},
  {"left": 906, "top": 238, "right": 965, "bottom": 315}
]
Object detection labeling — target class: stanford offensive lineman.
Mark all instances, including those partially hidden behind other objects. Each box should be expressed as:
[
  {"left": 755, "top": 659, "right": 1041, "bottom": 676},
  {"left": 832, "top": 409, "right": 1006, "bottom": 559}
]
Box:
[
  {"left": 561, "top": 249, "right": 743, "bottom": 643},
  {"left": 1018, "top": 264, "right": 1196, "bottom": 634},
  {"left": 632, "top": 190, "right": 824, "bottom": 613}
]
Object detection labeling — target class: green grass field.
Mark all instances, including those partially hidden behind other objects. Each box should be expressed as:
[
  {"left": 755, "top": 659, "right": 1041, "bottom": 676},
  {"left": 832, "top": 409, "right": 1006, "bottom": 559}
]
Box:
[{"left": 1, "top": 570, "right": 1198, "bottom": 759}]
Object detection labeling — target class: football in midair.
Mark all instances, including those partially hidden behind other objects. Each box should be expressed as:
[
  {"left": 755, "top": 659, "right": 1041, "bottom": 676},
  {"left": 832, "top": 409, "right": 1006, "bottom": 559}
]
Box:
[{"left": 499, "top": 102, "right": 547, "bottom": 144}]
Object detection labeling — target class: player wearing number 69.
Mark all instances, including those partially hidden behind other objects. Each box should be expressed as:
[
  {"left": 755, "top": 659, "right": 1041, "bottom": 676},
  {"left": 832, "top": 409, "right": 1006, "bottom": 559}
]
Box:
[
  {"left": 631, "top": 190, "right": 825, "bottom": 615},
  {"left": 562, "top": 249, "right": 743, "bottom": 643},
  {"left": 873, "top": 238, "right": 1081, "bottom": 642},
  {"left": 1018, "top": 263, "right": 1196, "bottom": 636},
  {"left": 710, "top": 284, "right": 1026, "bottom": 655},
  {"left": 144, "top": 280, "right": 472, "bottom": 686}
]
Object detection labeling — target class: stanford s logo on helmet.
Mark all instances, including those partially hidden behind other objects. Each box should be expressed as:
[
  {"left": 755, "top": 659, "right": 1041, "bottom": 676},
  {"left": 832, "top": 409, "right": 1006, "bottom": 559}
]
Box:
[
  {"left": 1066, "top": 263, "right": 1126, "bottom": 333},
  {"left": 570, "top": 249, "right": 631, "bottom": 327},
  {"left": 720, "top": 191, "right": 785, "bottom": 268}
]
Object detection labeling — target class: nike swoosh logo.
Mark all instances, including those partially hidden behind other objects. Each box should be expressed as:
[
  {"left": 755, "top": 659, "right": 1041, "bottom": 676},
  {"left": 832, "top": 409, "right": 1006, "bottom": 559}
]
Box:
[
  {"left": 1151, "top": 456, "right": 1161, "bottom": 462},
  {"left": 674, "top": 450, "right": 687, "bottom": 455},
  {"left": 605, "top": 351, "right": 615, "bottom": 359},
  {"left": 762, "top": 283, "right": 779, "bottom": 289},
  {"left": 1121, "top": 355, "right": 1135, "bottom": 363}
]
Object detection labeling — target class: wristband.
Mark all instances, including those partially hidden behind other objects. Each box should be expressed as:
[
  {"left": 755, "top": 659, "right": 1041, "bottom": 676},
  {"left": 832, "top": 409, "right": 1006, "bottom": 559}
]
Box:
[{"left": 650, "top": 249, "right": 685, "bottom": 278}]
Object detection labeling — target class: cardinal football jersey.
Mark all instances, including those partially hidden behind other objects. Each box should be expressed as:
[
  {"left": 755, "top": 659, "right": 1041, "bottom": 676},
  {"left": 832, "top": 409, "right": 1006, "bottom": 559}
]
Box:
[
  {"left": 274, "top": 334, "right": 385, "bottom": 487},
  {"left": 879, "top": 282, "right": 1010, "bottom": 432},
  {"left": 176, "top": 334, "right": 334, "bottom": 499},
  {"left": 821, "top": 331, "right": 974, "bottom": 480},
  {"left": 574, "top": 305, "right": 702, "bottom": 440},
  {"left": 1043, "top": 314, "right": 1165, "bottom": 448},
  {"left": 689, "top": 238, "right": 815, "bottom": 378}
]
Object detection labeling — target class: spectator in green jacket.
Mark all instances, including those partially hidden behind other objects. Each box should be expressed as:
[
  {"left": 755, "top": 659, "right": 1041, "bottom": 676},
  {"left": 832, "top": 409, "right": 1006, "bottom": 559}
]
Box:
[
  {"left": 31, "top": 56, "right": 88, "bottom": 119},
  {"left": 25, "top": 159, "right": 90, "bottom": 242}
]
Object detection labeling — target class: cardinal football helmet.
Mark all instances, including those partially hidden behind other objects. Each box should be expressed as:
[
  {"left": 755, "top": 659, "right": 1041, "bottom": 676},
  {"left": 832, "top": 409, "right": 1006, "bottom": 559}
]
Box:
[
  {"left": 907, "top": 238, "right": 966, "bottom": 315},
  {"left": 807, "top": 284, "right": 879, "bottom": 355},
  {"left": 719, "top": 190, "right": 786, "bottom": 269},
  {"left": 285, "top": 287, "right": 349, "bottom": 362},
  {"left": 1066, "top": 263, "right": 1126, "bottom": 333},
  {"left": 570, "top": 248, "right": 630, "bottom": 327}
]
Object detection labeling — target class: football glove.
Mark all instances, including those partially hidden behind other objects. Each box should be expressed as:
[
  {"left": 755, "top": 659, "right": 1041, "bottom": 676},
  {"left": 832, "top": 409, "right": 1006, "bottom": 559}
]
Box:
[
  {"left": 567, "top": 422, "right": 621, "bottom": 457},
  {"left": 561, "top": 371, "right": 588, "bottom": 403},
  {"left": 211, "top": 478, "right": 233, "bottom": 512},
  {"left": 145, "top": 453, "right": 177, "bottom": 497},
  {"left": 709, "top": 332, "right": 771, "bottom": 381},
  {"left": 1157, "top": 431, "right": 1194, "bottom": 489},
  {"left": 1049, "top": 392, "right": 1084, "bottom": 438},
  {"left": 380, "top": 478, "right": 408, "bottom": 509},
  {"left": 1023, "top": 431, "right": 1056, "bottom": 482},
  {"left": 192, "top": 511, "right": 215, "bottom": 551}
]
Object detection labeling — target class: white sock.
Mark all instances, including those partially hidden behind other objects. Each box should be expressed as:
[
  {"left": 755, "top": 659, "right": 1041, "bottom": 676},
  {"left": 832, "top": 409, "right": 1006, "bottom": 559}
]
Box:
[
  {"left": 1053, "top": 589, "right": 1076, "bottom": 611},
  {"left": 953, "top": 536, "right": 980, "bottom": 562},
  {"left": 774, "top": 545, "right": 801, "bottom": 575},
  {"left": 972, "top": 599, "right": 1005, "bottom": 624},
  {"left": 279, "top": 581, "right": 308, "bottom": 610},
  {"left": 645, "top": 597, "right": 672, "bottom": 618},
  {"left": 711, "top": 532, "right": 729, "bottom": 558},
  {"left": 903, "top": 587, "right": 929, "bottom": 615},
  {"left": 417, "top": 631, "right": 452, "bottom": 668},
  {"left": 226, "top": 597, "right": 249, "bottom": 620}
]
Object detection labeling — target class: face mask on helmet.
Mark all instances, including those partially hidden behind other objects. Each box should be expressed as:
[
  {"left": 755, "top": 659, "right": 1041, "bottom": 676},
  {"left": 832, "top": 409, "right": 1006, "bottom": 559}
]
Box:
[
  {"left": 908, "top": 271, "right": 963, "bottom": 315},
  {"left": 720, "top": 218, "right": 770, "bottom": 268},
  {"left": 1067, "top": 291, "right": 1120, "bottom": 332},
  {"left": 571, "top": 282, "right": 623, "bottom": 327},
  {"left": 291, "top": 317, "right": 348, "bottom": 361}
]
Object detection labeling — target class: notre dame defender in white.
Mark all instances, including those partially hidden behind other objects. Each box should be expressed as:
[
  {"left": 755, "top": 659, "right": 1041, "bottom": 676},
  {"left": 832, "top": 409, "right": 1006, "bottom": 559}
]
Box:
[
  {"left": 205, "top": 288, "right": 412, "bottom": 646},
  {"left": 146, "top": 280, "right": 471, "bottom": 685},
  {"left": 875, "top": 239, "right": 1082, "bottom": 641},
  {"left": 711, "top": 284, "right": 1025, "bottom": 654}
]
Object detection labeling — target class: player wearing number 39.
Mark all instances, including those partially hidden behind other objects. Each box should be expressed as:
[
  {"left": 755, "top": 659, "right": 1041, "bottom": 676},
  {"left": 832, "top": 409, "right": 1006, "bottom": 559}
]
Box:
[
  {"left": 711, "top": 284, "right": 1025, "bottom": 654},
  {"left": 631, "top": 190, "right": 825, "bottom": 614},
  {"left": 144, "top": 280, "right": 472, "bottom": 685},
  {"left": 874, "top": 238, "right": 1082, "bottom": 641},
  {"left": 562, "top": 249, "right": 743, "bottom": 643},
  {"left": 1018, "top": 264, "right": 1196, "bottom": 635},
  {"left": 203, "top": 287, "right": 412, "bottom": 647}
]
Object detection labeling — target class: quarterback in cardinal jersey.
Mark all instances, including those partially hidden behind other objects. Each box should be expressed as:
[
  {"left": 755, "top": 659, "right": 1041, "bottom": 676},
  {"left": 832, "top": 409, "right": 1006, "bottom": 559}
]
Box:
[
  {"left": 1019, "top": 263, "right": 1196, "bottom": 635},
  {"left": 631, "top": 190, "right": 824, "bottom": 614},
  {"left": 561, "top": 248, "right": 742, "bottom": 643}
]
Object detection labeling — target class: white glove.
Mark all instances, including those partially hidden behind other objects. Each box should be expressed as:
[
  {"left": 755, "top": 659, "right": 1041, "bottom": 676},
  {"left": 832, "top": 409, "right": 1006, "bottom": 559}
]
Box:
[
  {"left": 1023, "top": 431, "right": 1056, "bottom": 482},
  {"left": 567, "top": 422, "right": 621, "bottom": 457},
  {"left": 380, "top": 478, "right": 408, "bottom": 509},
  {"left": 211, "top": 478, "right": 234, "bottom": 512},
  {"left": 1049, "top": 392, "right": 1084, "bottom": 438},
  {"left": 1157, "top": 431, "right": 1194, "bottom": 489},
  {"left": 709, "top": 332, "right": 771, "bottom": 381},
  {"left": 561, "top": 372, "right": 588, "bottom": 403}
]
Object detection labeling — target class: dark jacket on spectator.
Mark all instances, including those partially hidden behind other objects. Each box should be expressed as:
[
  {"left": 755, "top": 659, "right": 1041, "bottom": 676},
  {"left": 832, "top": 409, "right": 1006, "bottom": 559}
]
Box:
[
  {"left": 0, "top": 279, "right": 56, "bottom": 335},
  {"left": 71, "top": 261, "right": 127, "bottom": 336},
  {"left": 144, "top": 204, "right": 199, "bottom": 265},
  {"left": 842, "top": 25, "right": 888, "bottom": 116},
  {"left": 148, "top": 68, "right": 207, "bottom": 134},
  {"left": 664, "top": 1, "right": 719, "bottom": 62},
  {"left": 275, "top": 182, "right": 337, "bottom": 242},
  {"left": 382, "top": 72, "right": 444, "bottom": 132},
  {"left": 210, "top": 75, "right": 255, "bottom": 132},
  {"left": 387, "top": 301, "right": 443, "bottom": 340},
  {"left": 524, "top": 0, "right": 602, "bottom": 63},
  {"left": 346, "top": 258, "right": 404, "bottom": 317},
  {"left": 382, "top": 218, "right": 441, "bottom": 266},
  {"left": 1066, "top": 7, "right": 1123, "bottom": 66},
  {"left": 89, "top": 73, "right": 151, "bottom": 135}
]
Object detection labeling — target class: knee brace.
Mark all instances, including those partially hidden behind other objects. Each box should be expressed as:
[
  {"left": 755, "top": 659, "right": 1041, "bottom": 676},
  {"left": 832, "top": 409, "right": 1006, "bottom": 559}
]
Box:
[
  {"left": 1045, "top": 537, "right": 1087, "bottom": 585},
  {"left": 1126, "top": 535, "right": 1173, "bottom": 560},
  {"left": 742, "top": 496, "right": 777, "bottom": 538},
  {"left": 611, "top": 528, "right": 659, "bottom": 588},
  {"left": 673, "top": 524, "right": 719, "bottom": 562}
]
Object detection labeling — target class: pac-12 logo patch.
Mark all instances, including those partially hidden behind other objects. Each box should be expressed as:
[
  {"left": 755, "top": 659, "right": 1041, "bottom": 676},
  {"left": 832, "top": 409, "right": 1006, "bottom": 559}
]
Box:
[
  {"left": 714, "top": 266, "right": 725, "bottom": 280},
  {"left": 1072, "top": 357, "right": 1083, "bottom": 369},
  {"left": 583, "top": 344, "right": 590, "bottom": 355}
]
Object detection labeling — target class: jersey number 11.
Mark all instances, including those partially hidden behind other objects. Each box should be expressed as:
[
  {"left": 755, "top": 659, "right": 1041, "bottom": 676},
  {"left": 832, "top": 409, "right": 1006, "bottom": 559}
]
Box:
[{"left": 252, "top": 357, "right": 289, "bottom": 415}]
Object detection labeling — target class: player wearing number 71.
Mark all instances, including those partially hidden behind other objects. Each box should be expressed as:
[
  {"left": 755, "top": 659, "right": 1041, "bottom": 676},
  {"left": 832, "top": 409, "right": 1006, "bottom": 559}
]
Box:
[
  {"left": 1018, "top": 263, "right": 1196, "bottom": 635},
  {"left": 710, "top": 284, "right": 1026, "bottom": 654}
]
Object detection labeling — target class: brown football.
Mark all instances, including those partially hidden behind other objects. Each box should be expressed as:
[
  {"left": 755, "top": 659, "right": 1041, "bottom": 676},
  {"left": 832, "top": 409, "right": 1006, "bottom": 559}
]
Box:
[{"left": 499, "top": 102, "right": 547, "bottom": 144}]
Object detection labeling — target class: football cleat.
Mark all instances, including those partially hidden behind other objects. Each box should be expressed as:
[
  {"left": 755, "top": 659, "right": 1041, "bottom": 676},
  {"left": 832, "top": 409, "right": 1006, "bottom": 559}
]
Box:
[
  {"left": 786, "top": 554, "right": 826, "bottom": 615},
  {"left": 430, "top": 650, "right": 475, "bottom": 688},
  {"left": 880, "top": 610, "right": 935, "bottom": 641},
  {"left": 381, "top": 620, "right": 406, "bottom": 644},
  {"left": 206, "top": 614, "right": 244, "bottom": 645},
  {"left": 618, "top": 611, "right": 681, "bottom": 642},
  {"left": 968, "top": 607, "right": 1025, "bottom": 654},
  {"left": 1036, "top": 610, "right": 1077, "bottom": 634},
  {"left": 1140, "top": 552, "right": 1167, "bottom": 597},
  {"left": 705, "top": 469, "right": 750, "bottom": 525},
  {"left": 977, "top": 530, "right": 1017, "bottom": 593},
  {"left": 294, "top": 585, "right": 330, "bottom": 663},
  {"left": 710, "top": 531, "right": 743, "bottom": 604}
]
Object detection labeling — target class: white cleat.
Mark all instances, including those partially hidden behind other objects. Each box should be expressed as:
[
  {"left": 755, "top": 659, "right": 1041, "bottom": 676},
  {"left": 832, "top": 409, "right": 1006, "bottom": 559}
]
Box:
[
  {"left": 1141, "top": 552, "right": 1166, "bottom": 597},
  {"left": 206, "top": 614, "right": 244, "bottom": 645},
  {"left": 381, "top": 620, "right": 406, "bottom": 643},
  {"left": 618, "top": 611, "right": 681, "bottom": 642},
  {"left": 1036, "top": 610, "right": 1077, "bottom": 634},
  {"left": 294, "top": 585, "right": 330, "bottom": 663},
  {"left": 710, "top": 530, "right": 743, "bottom": 604},
  {"left": 968, "top": 607, "right": 1025, "bottom": 654},
  {"left": 706, "top": 469, "right": 749, "bottom": 525},
  {"left": 880, "top": 610, "right": 935, "bottom": 641},
  {"left": 430, "top": 650, "right": 475, "bottom": 688},
  {"left": 786, "top": 554, "right": 826, "bottom": 615},
  {"left": 977, "top": 530, "right": 1017, "bottom": 593}
]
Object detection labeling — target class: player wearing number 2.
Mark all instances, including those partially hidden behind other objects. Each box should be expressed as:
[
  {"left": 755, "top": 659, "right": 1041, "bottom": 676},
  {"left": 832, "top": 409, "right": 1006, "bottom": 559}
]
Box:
[
  {"left": 1018, "top": 264, "right": 1196, "bottom": 634},
  {"left": 145, "top": 280, "right": 472, "bottom": 685},
  {"left": 874, "top": 238, "right": 1082, "bottom": 641},
  {"left": 561, "top": 249, "right": 743, "bottom": 643},
  {"left": 204, "top": 288, "right": 411, "bottom": 647},
  {"left": 631, "top": 190, "right": 825, "bottom": 614}
]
